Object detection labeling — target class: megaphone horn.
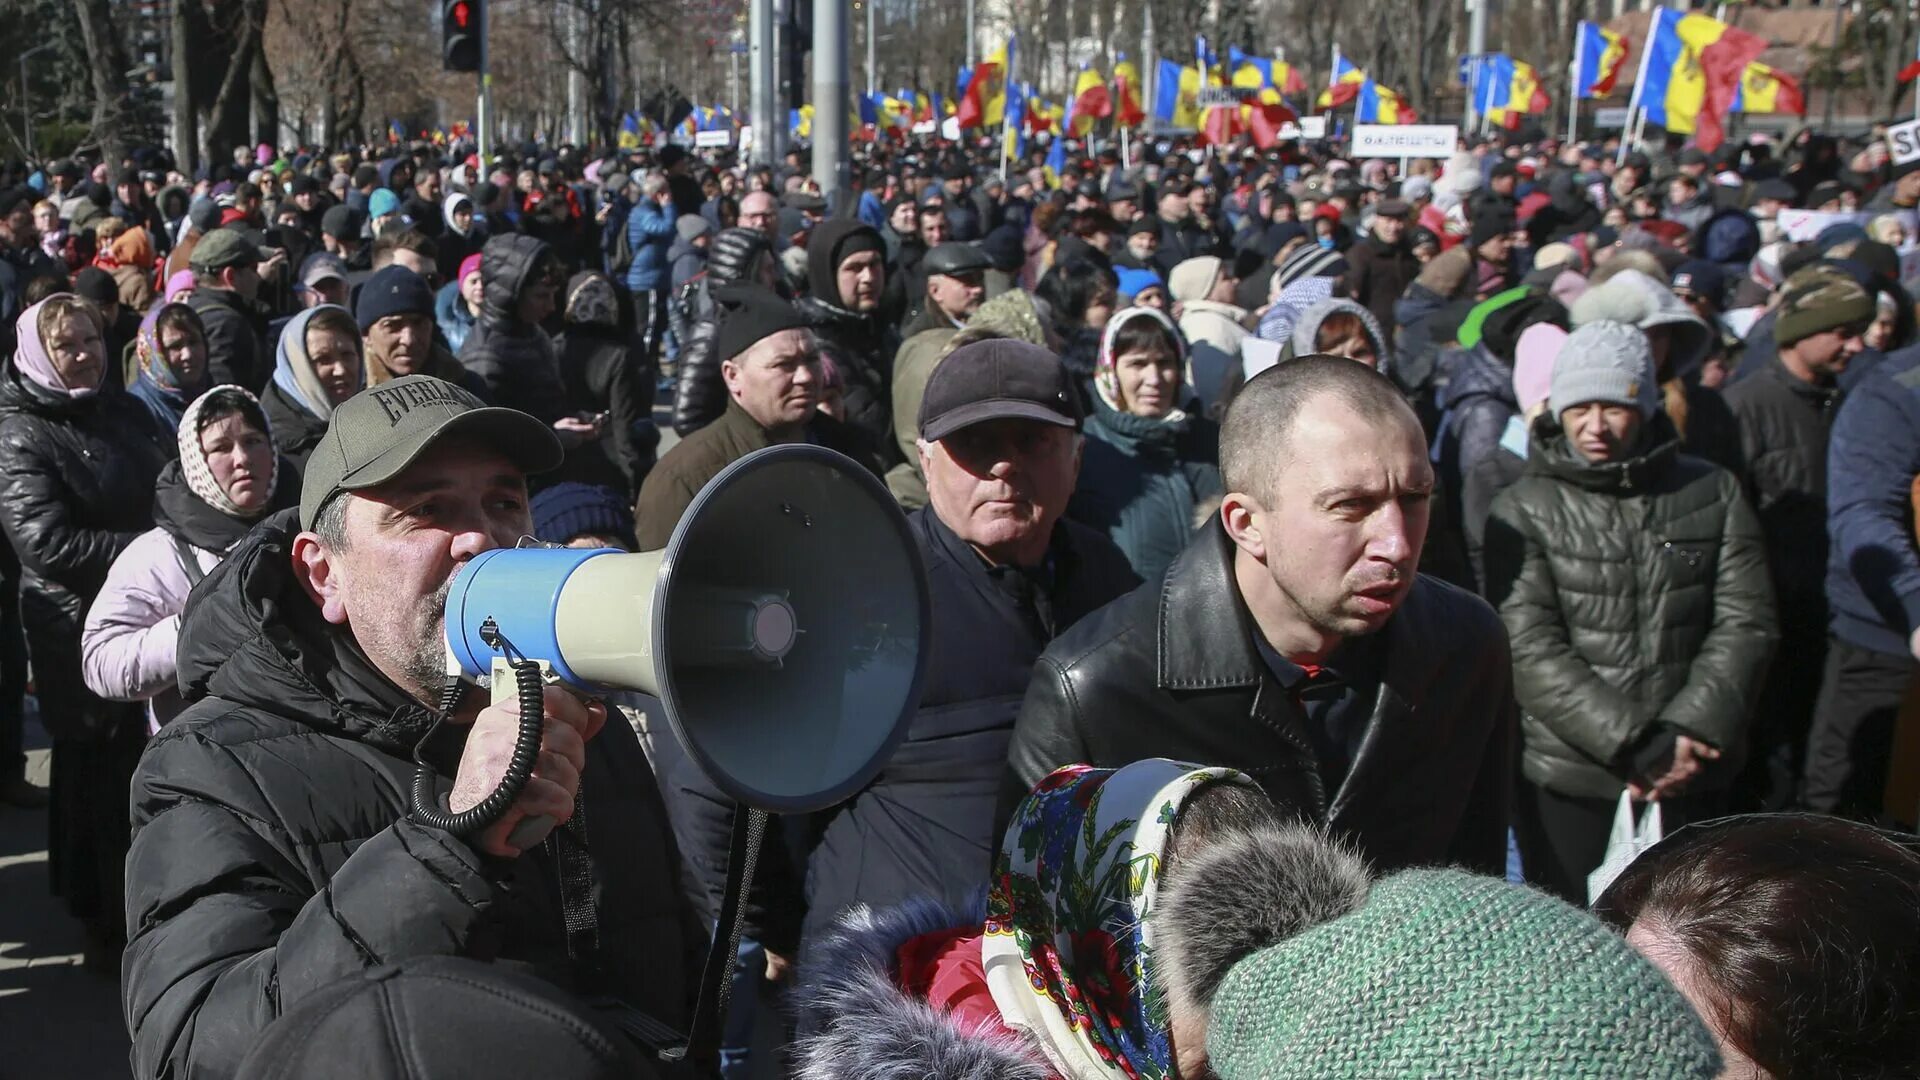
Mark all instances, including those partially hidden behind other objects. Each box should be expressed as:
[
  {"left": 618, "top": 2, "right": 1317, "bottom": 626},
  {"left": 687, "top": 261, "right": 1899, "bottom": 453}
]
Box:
[{"left": 436, "top": 443, "right": 931, "bottom": 816}]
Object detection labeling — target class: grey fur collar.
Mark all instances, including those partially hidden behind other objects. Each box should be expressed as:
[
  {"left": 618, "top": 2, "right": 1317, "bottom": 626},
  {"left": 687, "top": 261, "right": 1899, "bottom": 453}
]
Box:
[{"left": 792, "top": 894, "right": 1053, "bottom": 1080}]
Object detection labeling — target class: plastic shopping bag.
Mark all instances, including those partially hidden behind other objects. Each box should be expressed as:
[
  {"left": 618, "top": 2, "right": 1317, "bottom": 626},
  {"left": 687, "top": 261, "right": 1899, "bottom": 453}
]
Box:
[{"left": 1586, "top": 790, "right": 1663, "bottom": 905}]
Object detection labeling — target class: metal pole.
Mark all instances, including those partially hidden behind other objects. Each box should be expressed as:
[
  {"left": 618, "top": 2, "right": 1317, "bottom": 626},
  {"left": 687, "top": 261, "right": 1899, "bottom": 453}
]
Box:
[
  {"left": 750, "top": 0, "right": 775, "bottom": 165},
  {"left": 812, "top": 0, "right": 849, "bottom": 203},
  {"left": 966, "top": 0, "right": 976, "bottom": 68},
  {"left": 1143, "top": 5, "right": 1154, "bottom": 136},
  {"left": 1616, "top": 6, "right": 1660, "bottom": 166},
  {"left": 477, "top": 0, "right": 492, "bottom": 166},
  {"left": 865, "top": 0, "right": 876, "bottom": 95},
  {"left": 1466, "top": 0, "right": 1486, "bottom": 132}
]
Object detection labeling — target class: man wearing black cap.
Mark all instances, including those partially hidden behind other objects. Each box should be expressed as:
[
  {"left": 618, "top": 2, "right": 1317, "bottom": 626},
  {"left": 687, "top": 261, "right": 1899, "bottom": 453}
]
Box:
[
  {"left": 797, "top": 339, "right": 1136, "bottom": 948},
  {"left": 636, "top": 287, "right": 875, "bottom": 550},
  {"left": 797, "top": 219, "right": 898, "bottom": 453},
  {"left": 1347, "top": 199, "right": 1419, "bottom": 332},
  {"left": 189, "top": 228, "right": 274, "bottom": 391},
  {"left": 1106, "top": 180, "right": 1141, "bottom": 226},
  {"left": 112, "top": 169, "right": 169, "bottom": 256},
  {"left": 360, "top": 264, "right": 473, "bottom": 390},
  {"left": 122, "top": 376, "right": 705, "bottom": 1080},
  {"left": 1114, "top": 216, "right": 1161, "bottom": 272}
]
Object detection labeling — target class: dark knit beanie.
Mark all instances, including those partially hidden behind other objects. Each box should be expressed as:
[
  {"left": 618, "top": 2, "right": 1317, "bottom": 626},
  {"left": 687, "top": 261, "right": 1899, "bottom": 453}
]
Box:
[
  {"left": 1775, "top": 264, "right": 1876, "bottom": 347},
  {"left": 72, "top": 267, "right": 119, "bottom": 306},
  {"left": 354, "top": 266, "right": 436, "bottom": 331},
  {"left": 713, "top": 284, "right": 812, "bottom": 364},
  {"left": 531, "top": 482, "right": 636, "bottom": 547},
  {"left": 1470, "top": 209, "right": 1516, "bottom": 249}
]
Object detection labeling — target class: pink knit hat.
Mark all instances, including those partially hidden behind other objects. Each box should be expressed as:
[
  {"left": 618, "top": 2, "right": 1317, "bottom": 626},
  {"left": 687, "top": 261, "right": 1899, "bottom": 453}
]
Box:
[{"left": 1513, "top": 323, "right": 1567, "bottom": 414}]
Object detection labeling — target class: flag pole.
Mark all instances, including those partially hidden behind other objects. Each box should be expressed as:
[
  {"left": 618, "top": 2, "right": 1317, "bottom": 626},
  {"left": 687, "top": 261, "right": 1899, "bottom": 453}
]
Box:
[
  {"left": 1617, "top": 8, "right": 1662, "bottom": 165},
  {"left": 1567, "top": 48, "right": 1580, "bottom": 144},
  {"left": 1000, "top": 37, "right": 1016, "bottom": 180}
]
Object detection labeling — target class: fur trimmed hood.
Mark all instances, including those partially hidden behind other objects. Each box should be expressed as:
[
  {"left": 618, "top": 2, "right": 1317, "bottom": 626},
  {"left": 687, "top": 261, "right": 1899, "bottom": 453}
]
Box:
[
  {"left": 1569, "top": 268, "right": 1712, "bottom": 380},
  {"left": 792, "top": 895, "right": 1053, "bottom": 1080}
]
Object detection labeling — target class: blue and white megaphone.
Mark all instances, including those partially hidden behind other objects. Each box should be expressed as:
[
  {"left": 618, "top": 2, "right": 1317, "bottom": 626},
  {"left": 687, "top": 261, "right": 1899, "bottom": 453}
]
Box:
[{"left": 418, "top": 444, "right": 930, "bottom": 844}]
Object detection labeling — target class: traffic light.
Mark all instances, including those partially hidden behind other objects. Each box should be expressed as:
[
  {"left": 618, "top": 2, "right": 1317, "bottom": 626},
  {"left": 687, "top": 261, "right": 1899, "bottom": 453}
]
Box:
[{"left": 443, "top": 0, "right": 481, "bottom": 73}]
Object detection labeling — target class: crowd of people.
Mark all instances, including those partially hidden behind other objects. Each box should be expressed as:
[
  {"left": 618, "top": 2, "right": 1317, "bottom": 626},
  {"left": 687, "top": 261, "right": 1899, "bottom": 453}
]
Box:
[{"left": 2, "top": 118, "right": 1919, "bottom": 1078}]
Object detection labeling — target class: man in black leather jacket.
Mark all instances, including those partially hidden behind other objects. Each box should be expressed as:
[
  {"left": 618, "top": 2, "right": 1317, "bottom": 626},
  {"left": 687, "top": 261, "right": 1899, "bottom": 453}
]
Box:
[{"left": 1002, "top": 356, "right": 1516, "bottom": 875}]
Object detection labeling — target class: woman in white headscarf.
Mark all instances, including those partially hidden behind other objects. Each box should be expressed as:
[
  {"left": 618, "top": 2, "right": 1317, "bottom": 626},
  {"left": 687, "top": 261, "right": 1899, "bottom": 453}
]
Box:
[{"left": 260, "top": 304, "right": 364, "bottom": 470}]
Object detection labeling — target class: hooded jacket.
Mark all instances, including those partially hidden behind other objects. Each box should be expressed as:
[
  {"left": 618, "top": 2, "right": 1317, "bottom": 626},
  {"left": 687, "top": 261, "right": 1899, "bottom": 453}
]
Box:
[
  {"left": 1484, "top": 415, "right": 1776, "bottom": 798},
  {"left": 798, "top": 219, "right": 900, "bottom": 457},
  {"left": 1571, "top": 268, "right": 1744, "bottom": 474},
  {"left": 1287, "top": 298, "right": 1394, "bottom": 381},
  {"left": 432, "top": 279, "right": 479, "bottom": 357},
  {"left": 459, "top": 233, "right": 571, "bottom": 422},
  {"left": 671, "top": 227, "right": 774, "bottom": 436},
  {"left": 556, "top": 272, "right": 652, "bottom": 493},
  {"left": 434, "top": 192, "right": 481, "bottom": 283},
  {"left": 121, "top": 511, "right": 705, "bottom": 1080},
  {"left": 1176, "top": 299, "right": 1249, "bottom": 412}
]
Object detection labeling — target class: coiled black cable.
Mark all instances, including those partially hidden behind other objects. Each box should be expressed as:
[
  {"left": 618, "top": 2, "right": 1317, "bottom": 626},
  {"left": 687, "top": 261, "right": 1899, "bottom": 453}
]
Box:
[{"left": 410, "top": 620, "right": 547, "bottom": 837}]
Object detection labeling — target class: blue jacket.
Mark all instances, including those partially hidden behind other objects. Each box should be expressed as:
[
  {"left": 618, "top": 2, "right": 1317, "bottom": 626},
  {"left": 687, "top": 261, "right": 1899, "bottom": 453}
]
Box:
[
  {"left": 856, "top": 191, "right": 887, "bottom": 232},
  {"left": 433, "top": 280, "right": 478, "bottom": 356},
  {"left": 1826, "top": 347, "right": 1920, "bottom": 656},
  {"left": 623, "top": 198, "right": 676, "bottom": 292}
]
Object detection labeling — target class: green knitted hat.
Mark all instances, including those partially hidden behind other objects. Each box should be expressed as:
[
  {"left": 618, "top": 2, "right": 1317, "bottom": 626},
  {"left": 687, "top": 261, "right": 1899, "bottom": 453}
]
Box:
[{"left": 1207, "top": 868, "right": 1723, "bottom": 1080}]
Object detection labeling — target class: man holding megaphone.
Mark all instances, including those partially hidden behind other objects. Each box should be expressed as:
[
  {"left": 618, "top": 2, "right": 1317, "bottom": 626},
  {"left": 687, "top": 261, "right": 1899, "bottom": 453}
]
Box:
[{"left": 120, "top": 375, "right": 706, "bottom": 1080}]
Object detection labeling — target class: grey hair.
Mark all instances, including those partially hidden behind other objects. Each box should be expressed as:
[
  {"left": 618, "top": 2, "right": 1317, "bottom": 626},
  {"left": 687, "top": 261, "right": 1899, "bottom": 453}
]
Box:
[{"left": 641, "top": 174, "right": 670, "bottom": 199}]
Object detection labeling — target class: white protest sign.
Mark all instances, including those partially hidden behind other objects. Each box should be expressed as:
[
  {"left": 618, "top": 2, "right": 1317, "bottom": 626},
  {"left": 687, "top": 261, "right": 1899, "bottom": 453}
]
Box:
[
  {"left": 1196, "top": 88, "right": 1241, "bottom": 109},
  {"left": 1777, "top": 209, "right": 1875, "bottom": 244},
  {"left": 694, "top": 129, "right": 732, "bottom": 148},
  {"left": 1889, "top": 119, "right": 1920, "bottom": 169},
  {"left": 1300, "top": 116, "right": 1327, "bottom": 140},
  {"left": 941, "top": 116, "right": 961, "bottom": 140},
  {"left": 1350, "top": 124, "right": 1458, "bottom": 159}
]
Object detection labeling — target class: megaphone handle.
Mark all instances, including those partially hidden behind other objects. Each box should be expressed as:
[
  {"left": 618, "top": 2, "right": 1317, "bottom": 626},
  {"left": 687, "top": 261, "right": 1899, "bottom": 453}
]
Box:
[{"left": 495, "top": 659, "right": 557, "bottom": 850}]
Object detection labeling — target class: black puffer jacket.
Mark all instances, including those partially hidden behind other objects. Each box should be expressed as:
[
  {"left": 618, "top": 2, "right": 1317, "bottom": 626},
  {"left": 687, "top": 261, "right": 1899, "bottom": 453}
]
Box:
[
  {"left": 672, "top": 227, "right": 772, "bottom": 436},
  {"left": 0, "top": 366, "right": 168, "bottom": 738},
  {"left": 798, "top": 220, "right": 899, "bottom": 460},
  {"left": 1484, "top": 416, "right": 1778, "bottom": 799},
  {"left": 1721, "top": 357, "right": 1844, "bottom": 619},
  {"left": 459, "top": 233, "right": 571, "bottom": 423},
  {"left": 122, "top": 512, "right": 705, "bottom": 1080}
]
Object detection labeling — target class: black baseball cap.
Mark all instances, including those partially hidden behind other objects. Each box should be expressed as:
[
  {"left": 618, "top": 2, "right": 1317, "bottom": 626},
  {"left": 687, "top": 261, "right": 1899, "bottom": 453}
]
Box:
[
  {"left": 299, "top": 375, "right": 562, "bottom": 529},
  {"left": 918, "top": 340, "right": 1082, "bottom": 442}
]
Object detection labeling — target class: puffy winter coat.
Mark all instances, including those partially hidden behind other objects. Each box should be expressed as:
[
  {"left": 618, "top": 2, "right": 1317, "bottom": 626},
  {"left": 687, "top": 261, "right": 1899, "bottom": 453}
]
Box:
[
  {"left": 460, "top": 234, "right": 571, "bottom": 424},
  {"left": 1070, "top": 393, "right": 1221, "bottom": 582},
  {"left": 0, "top": 364, "right": 169, "bottom": 740},
  {"left": 672, "top": 227, "right": 773, "bottom": 437},
  {"left": 1484, "top": 417, "right": 1777, "bottom": 798},
  {"left": 122, "top": 511, "right": 706, "bottom": 1080},
  {"left": 624, "top": 198, "right": 676, "bottom": 293}
]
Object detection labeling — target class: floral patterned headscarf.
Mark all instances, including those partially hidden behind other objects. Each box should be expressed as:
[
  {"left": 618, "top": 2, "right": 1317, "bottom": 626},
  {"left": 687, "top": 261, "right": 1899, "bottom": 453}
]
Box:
[{"left": 984, "top": 759, "right": 1258, "bottom": 1080}]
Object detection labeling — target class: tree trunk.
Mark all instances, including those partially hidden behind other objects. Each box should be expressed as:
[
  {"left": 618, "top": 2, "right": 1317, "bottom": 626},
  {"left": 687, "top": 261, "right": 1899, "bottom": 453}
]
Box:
[
  {"left": 251, "top": 36, "right": 279, "bottom": 149},
  {"left": 75, "top": 0, "right": 132, "bottom": 169}
]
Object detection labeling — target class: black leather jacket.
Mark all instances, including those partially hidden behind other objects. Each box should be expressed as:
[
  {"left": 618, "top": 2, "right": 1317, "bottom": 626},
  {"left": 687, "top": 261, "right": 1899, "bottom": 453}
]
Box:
[{"left": 1002, "top": 520, "right": 1517, "bottom": 876}]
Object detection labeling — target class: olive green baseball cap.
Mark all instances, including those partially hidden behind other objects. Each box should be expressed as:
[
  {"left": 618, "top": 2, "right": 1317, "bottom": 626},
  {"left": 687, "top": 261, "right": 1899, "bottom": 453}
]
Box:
[{"left": 299, "top": 375, "right": 564, "bottom": 530}]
